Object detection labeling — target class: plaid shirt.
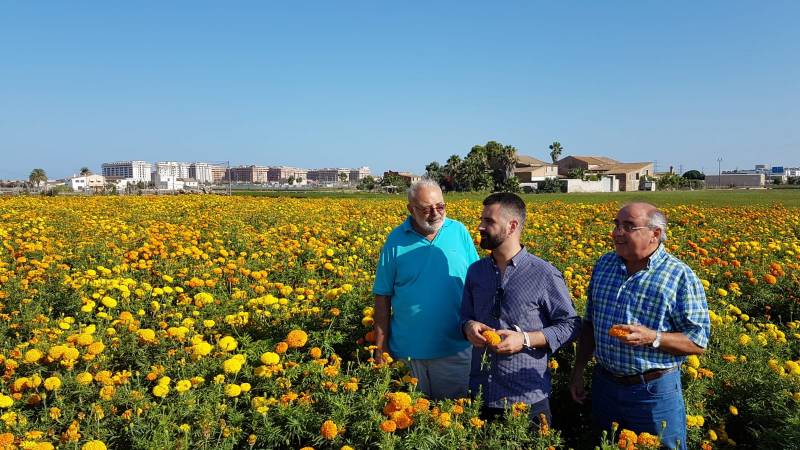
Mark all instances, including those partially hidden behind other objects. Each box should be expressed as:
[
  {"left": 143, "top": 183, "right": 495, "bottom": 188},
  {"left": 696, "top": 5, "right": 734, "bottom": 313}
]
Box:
[{"left": 585, "top": 245, "right": 710, "bottom": 375}]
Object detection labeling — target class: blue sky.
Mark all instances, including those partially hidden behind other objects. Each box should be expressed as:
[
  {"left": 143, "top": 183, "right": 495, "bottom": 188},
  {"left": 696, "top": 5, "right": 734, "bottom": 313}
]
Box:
[{"left": 1, "top": 1, "right": 798, "bottom": 179}]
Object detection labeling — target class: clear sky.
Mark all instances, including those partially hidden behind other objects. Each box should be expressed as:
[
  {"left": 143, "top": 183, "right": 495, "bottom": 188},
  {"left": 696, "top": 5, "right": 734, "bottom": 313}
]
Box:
[{"left": 1, "top": 1, "right": 798, "bottom": 179}]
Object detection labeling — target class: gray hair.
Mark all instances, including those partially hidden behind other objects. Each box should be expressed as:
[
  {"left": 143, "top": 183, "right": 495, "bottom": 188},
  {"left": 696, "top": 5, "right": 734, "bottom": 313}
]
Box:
[
  {"left": 647, "top": 209, "right": 668, "bottom": 243},
  {"left": 407, "top": 178, "right": 442, "bottom": 203}
]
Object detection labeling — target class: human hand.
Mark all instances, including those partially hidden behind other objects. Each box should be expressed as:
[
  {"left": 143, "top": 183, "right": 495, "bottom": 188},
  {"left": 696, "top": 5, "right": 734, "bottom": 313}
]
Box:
[
  {"left": 464, "top": 320, "right": 492, "bottom": 348},
  {"left": 611, "top": 324, "right": 657, "bottom": 347},
  {"left": 493, "top": 329, "right": 525, "bottom": 354},
  {"left": 569, "top": 372, "right": 587, "bottom": 404}
]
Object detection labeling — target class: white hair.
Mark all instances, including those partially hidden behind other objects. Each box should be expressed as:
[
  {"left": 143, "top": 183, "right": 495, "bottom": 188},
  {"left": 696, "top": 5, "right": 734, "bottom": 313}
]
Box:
[
  {"left": 407, "top": 178, "right": 442, "bottom": 202},
  {"left": 647, "top": 209, "right": 668, "bottom": 243}
]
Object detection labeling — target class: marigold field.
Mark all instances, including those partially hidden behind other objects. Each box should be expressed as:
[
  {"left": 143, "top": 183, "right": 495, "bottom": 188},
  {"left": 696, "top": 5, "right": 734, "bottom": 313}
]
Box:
[{"left": 0, "top": 195, "right": 798, "bottom": 450}]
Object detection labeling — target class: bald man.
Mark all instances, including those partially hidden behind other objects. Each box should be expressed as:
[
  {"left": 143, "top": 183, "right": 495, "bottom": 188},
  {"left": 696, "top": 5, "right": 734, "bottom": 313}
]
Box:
[{"left": 569, "top": 203, "right": 710, "bottom": 450}]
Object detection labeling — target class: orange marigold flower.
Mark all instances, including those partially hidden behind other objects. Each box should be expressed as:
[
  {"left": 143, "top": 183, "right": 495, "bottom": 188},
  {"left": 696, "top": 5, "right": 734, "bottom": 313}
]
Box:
[
  {"left": 320, "top": 420, "right": 338, "bottom": 440},
  {"left": 763, "top": 274, "right": 777, "bottom": 285},
  {"left": 609, "top": 325, "right": 630, "bottom": 338},
  {"left": 482, "top": 330, "right": 501, "bottom": 346},
  {"left": 286, "top": 330, "right": 308, "bottom": 348},
  {"left": 380, "top": 420, "right": 397, "bottom": 433}
]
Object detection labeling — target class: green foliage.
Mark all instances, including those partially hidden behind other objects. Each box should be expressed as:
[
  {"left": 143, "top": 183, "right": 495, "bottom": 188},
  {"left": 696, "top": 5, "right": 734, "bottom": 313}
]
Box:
[
  {"left": 549, "top": 141, "right": 563, "bottom": 164},
  {"left": 356, "top": 175, "right": 377, "bottom": 191},
  {"left": 656, "top": 173, "right": 690, "bottom": 190},
  {"left": 683, "top": 170, "right": 705, "bottom": 180},
  {"left": 566, "top": 168, "right": 585, "bottom": 180},
  {"left": 536, "top": 178, "right": 563, "bottom": 194},
  {"left": 29, "top": 168, "right": 47, "bottom": 187}
]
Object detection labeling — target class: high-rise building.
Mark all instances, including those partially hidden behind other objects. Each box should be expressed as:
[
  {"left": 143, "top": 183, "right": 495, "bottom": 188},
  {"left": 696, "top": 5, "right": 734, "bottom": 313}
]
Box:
[
  {"left": 189, "top": 162, "right": 214, "bottom": 184},
  {"left": 153, "top": 162, "right": 191, "bottom": 180},
  {"left": 101, "top": 161, "right": 152, "bottom": 182},
  {"left": 228, "top": 165, "right": 269, "bottom": 183},
  {"left": 268, "top": 166, "right": 308, "bottom": 184}
]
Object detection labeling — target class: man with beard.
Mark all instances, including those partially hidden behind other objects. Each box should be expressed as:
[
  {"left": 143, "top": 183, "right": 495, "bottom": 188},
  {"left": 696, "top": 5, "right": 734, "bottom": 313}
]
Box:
[
  {"left": 373, "top": 178, "right": 479, "bottom": 400},
  {"left": 569, "top": 203, "right": 709, "bottom": 450},
  {"left": 461, "top": 192, "right": 580, "bottom": 424}
]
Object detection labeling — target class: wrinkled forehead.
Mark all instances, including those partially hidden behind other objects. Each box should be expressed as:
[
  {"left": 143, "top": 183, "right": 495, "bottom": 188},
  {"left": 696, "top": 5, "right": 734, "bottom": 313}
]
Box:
[{"left": 616, "top": 204, "right": 651, "bottom": 223}]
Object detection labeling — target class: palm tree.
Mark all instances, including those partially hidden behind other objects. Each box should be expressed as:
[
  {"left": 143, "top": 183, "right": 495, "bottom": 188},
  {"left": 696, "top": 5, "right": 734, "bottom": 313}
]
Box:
[
  {"left": 80, "top": 167, "right": 92, "bottom": 176},
  {"left": 549, "top": 141, "right": 563, "bottom": 164},
  {"left": 29, "top": 168, "right": 47, "bottom": 189}
]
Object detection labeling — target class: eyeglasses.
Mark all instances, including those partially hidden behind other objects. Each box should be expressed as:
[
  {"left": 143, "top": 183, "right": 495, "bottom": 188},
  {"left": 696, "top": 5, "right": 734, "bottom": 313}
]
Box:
[
  {"left": 492, "top": 287, "right": 504, "bottom": 319},
  {"left": 612, "top": 220, "right": 653, "bottom": 233},
  {"left": 411, "top": 202, "right": 446, "bottom": 215}
]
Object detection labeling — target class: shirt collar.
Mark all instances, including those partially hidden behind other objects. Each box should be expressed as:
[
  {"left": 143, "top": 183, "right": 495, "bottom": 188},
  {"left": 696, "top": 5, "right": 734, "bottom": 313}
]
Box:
[
  {"left": 616, "top": 244, "right": 667, "bottom": 272},
  {"left": 491, "top": 245, "right": 528, "bottom": 268}
]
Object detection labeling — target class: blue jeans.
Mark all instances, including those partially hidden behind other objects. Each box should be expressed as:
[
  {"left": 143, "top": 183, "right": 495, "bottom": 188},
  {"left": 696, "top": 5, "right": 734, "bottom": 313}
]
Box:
[{"left": 592, "top": 367, "right": 686, "bottom": 450}]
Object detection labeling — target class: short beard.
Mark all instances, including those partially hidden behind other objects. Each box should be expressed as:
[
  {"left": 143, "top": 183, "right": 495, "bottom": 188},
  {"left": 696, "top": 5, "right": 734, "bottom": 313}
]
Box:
[
  {"left": 479, "top": 231, "right": 505, "bottom": 250},
  {"left": 414, "top": 216, "right": 443, "bottom": 235}
]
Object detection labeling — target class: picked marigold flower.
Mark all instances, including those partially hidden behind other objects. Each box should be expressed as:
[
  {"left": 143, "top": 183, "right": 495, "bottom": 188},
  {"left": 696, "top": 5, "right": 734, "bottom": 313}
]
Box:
[
  {"left": 609, "top": 325, "right": 631, "bottom": 338},
  {"left": 482, "top": 330, "right": 502, "bottom": 346}
]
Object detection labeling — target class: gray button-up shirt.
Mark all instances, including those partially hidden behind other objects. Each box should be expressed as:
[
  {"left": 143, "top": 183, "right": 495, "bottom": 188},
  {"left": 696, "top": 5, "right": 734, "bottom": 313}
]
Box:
[{"left": 460, "top": 247, "right": 581, "bottom": 408}]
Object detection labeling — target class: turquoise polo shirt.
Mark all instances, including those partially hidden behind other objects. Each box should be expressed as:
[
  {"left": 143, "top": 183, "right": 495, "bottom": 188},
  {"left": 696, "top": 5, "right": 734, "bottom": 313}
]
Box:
[{"left": 373, "top": 216, "right": 479, "bottom": 359}]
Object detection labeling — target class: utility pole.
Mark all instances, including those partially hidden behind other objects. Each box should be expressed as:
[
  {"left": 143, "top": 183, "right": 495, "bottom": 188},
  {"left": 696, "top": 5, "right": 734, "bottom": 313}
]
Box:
[
  {"left": 227, "top": 160, "right": 231, "bottom": 196},
  {"left": 717, "top": 157, "right": 723, "bottom": 189}
]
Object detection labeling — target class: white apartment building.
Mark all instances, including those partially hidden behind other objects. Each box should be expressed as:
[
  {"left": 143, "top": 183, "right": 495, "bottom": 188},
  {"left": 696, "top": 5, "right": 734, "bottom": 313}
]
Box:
[
  {"left": 189, "top": 162, "right": 214, "bottom": 184},
  {"left": 153, "top": 161, "right": 191, "bottom": 181},
  {"left": 102, "top": 161, "right": 152, "bottom": 182},
  {"left": 67, "top": 174, "right": 106, "bottom": 191}
]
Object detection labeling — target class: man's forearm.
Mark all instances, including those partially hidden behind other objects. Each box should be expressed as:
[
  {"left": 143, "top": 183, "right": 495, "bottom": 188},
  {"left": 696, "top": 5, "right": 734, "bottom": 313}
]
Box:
[
  {"left": 571, "top": 322, "right": 596, "bottom": 376},
  {"left": 658, "top": 331, "right": 705, "bottom": 356},
  {"left": 373, "top": 295, "right": 392, "bottom": 353}
]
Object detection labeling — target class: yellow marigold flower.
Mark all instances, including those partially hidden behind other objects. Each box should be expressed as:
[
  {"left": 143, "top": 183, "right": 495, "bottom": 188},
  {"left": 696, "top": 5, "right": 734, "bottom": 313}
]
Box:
[
  {"left": 738, "top": 334, "right": 751, "bottom": 346},
  {"left": 222, "top": 357, "right": 243, "bottom": 374},
  {"left": 320, "top": 420, "right": 338, "bottom": 440},
  {"left": 152, "top": 384, "right": 169, "bottom": 398},
  {"left": 175, "top": 380, "right": 192, "bottom": 393},
  {"left": 178, "top": 423, "right": 191, "bottom": 433},
  {"left": 0, "top": 394, "right": 13, "bottom": 408},
  {"left": 286, "top": 329, "right": 308, "bottom": 348},
  {"left": 48, "top": 345, "right": 67, "bottom": 360},
  {"left": 729, "top": 405, "right": 738, "bottom": 415},
  {"left": 309, "top": 347, "right": 323, "bottom": 359},
  {"left": 76, "top": 372, "right": 94, "bottom": 385},
  {"left": 224, "top": 384, "right": 242, "bottom": 397},
  {"left": 340, "top": 446, "right": 354, "bottom": 450},
  {"left": 716, "top": 288, "right": 728, "bottom": 297},
  {"left": 81, "top": 441, "right": 107, "bottom": 450},
  {"left": 686, "top": 355, "right": 701, "bottom": 369},
  {"left": 482, "top": 330, "right": 501, "bottom": 346},
  {"left": 23, "top": 349, "right": 43, "bottom": 364},
  {"left": 101, "top": 296, "right": 117, "bottom": 308},
  {"left": 470, "top": 416, "right": 485, "bottom": 428},
  {"left": 192, "top": 341, "right": 213, "bottom": 358},
  {"left": 391, "top": 411, "right": 413, "bottom": 429},
  {"left": 137, "top": 329, "right": 157, "bottom": 343},
  {"left": 44, "top": 376, "right": 62, "bottom": 391},
  {"left": 218, "top": 336, "right": 238, "bottom": 351},
  {"left": 437, "top": 412, "right": 452, "bottom": 427},
  {"left": 260, "top": 352, "right": 280, "bottom": 365},
  {"left": 240, "top": 382, "right": 251, "bottom": 393}
]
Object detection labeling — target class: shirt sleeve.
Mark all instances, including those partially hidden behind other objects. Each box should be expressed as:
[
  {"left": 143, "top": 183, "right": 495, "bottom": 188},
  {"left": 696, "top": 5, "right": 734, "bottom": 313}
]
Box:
[
  {"left": 670, "top": 268, "right": 711, "bottom": 348},
  {"left": 459, "top": 265, "right": 477, "bottom": 339},
  {"left": 372, "top": 243, "right": 396, "bottom": 296},
  {"left": 540, "top": 266, "right": 582, "bottom": 354}
]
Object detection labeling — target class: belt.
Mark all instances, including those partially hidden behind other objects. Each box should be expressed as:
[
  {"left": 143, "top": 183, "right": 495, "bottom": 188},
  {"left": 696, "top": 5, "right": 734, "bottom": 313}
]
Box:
[{"left": 599, "top": 366, "right": 677, "bottom": 385}]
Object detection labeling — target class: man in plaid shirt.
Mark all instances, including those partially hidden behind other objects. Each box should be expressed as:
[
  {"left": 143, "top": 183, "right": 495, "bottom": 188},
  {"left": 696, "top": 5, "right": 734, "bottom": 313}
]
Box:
[{"left": 569, "top": 202, "right": 710, "bottom": 450}]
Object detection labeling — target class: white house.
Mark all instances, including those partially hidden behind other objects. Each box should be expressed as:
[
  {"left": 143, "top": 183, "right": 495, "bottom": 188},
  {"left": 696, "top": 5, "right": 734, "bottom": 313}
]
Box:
[{"left": 67, "top": 174, "right": 106, "bottom": 192}]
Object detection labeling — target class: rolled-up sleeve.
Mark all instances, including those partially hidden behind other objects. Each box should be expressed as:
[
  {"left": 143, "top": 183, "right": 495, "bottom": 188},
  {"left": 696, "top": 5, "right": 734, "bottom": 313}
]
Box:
[
  {"left": 672, "top": 269, "right": 711, "bottom": 348},
  {"left": 540, "top": 269, "right": 582, "bottom": 354}
]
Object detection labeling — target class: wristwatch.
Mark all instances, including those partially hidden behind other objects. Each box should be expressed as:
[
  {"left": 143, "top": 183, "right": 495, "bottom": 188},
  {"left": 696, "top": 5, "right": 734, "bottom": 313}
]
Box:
[{"left": 652, "top": 330, "right": 662, "bottom": 348}]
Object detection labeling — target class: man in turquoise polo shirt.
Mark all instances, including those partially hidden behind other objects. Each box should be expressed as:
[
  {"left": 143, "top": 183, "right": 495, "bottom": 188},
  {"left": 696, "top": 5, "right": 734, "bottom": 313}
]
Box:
[{"left": 373, "top": 178, "right": 479, "bottom": 400}]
